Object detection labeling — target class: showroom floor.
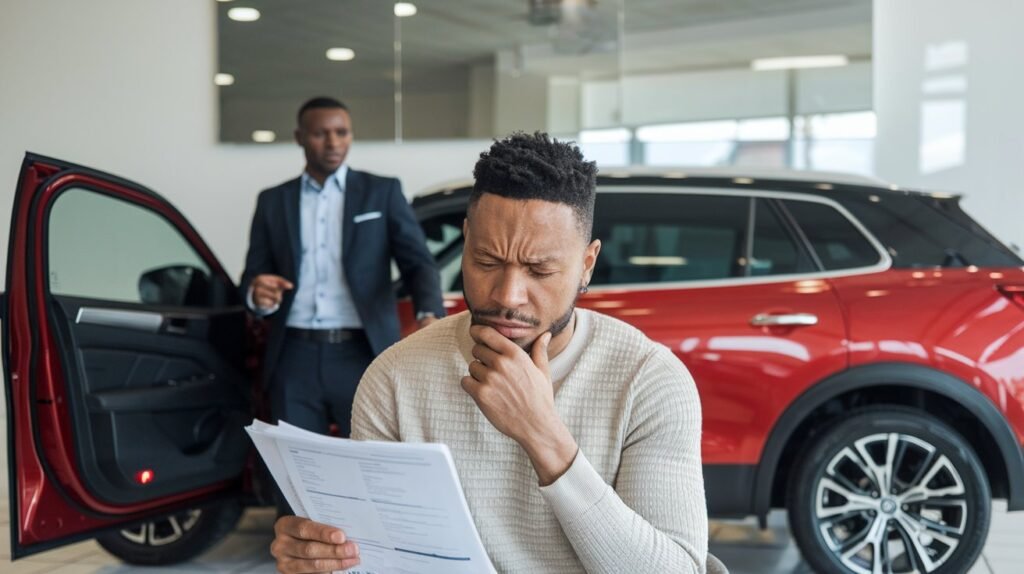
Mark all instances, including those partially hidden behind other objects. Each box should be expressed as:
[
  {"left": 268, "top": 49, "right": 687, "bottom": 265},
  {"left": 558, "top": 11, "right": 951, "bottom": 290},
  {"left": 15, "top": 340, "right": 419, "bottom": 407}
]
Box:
[{"left": 1, "top": 403, "right": 1021, "bottom": 573}]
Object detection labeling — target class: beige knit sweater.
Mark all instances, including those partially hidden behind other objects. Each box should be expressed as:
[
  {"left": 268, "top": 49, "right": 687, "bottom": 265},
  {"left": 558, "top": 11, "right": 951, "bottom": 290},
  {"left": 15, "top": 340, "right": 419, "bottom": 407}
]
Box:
[{"left": 351, "top": 309, "right": 708, "bottom": 573}]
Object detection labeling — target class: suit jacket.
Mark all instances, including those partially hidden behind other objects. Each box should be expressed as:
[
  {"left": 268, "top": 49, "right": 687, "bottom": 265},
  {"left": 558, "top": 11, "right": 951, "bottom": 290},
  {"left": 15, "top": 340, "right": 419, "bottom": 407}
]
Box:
[{"left": 240, "top": 169, "right": 445, "bottom": 387}]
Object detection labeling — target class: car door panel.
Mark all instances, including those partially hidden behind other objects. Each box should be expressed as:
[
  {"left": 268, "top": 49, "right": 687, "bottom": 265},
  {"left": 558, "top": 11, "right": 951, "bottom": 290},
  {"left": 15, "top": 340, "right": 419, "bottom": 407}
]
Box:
[
  {"left": 4, "top": 154, "right": 251, "bottom": 557},
  {"left": 46, "top": 295, "right": 249, "bottom": 506}
]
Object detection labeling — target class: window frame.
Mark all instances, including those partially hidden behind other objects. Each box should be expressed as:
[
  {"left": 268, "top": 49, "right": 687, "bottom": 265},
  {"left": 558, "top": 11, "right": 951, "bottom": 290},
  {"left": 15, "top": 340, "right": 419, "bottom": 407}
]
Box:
[
  {"left": 42, "top": 184, "right": 235, "bottom": 309},
  {"left": 586, "top": 186, "right": 891, "bottom": 292}
]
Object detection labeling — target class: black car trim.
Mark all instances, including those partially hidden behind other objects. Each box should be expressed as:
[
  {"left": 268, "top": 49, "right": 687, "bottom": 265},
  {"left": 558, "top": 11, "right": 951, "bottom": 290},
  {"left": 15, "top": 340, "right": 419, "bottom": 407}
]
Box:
[
  {"left": 752, "top": 362, "right": 1024, "bottom": 522},
  {"left": 772, "top": 198, "right": 826, "bottom": 271},
  {"left": 705, "top": 464, "right": 757, "bottom": 518}
]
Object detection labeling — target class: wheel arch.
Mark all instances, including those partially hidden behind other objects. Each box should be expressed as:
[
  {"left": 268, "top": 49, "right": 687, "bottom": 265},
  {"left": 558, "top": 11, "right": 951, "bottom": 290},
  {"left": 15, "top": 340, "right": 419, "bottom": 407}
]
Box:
[{"left": 753, "top": 362, "right": 1024, "bottom": 524}]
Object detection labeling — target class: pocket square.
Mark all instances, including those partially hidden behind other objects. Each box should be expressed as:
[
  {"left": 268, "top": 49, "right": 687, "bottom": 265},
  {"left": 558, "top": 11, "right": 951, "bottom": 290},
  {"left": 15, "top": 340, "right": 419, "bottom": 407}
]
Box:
[{"left": 353, "top": 211, "right": 382, "bottom": 224}]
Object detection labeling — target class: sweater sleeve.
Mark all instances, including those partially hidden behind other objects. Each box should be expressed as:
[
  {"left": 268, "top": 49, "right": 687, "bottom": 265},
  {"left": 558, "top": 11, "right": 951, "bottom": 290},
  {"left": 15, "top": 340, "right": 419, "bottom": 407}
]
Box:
[
  {"left": 538, "top": 346, "right": 708, "bottom": 573},
  {"left": 350, "top": 350, "right": 401, "bottom": 442}
]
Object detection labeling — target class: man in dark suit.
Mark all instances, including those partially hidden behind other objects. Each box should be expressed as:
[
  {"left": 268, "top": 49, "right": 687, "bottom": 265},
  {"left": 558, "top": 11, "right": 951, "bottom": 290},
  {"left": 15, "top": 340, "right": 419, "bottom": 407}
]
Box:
[{"left": 240, "top": 97, "right": 444, "bottom": 445}]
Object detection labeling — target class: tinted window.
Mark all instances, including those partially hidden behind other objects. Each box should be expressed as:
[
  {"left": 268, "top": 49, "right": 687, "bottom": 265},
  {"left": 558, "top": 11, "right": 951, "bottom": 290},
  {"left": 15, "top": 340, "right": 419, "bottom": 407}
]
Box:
[
  {"left": 420, "top": 211, "right": 464, "bottom": 258},
  {"left": 783, "top": 199, "right": 881, "bottom": 271},
  {"left": 840, "top": 194, "right": 1022, "bottom": 268},
  {"left": 395, "top": 210, "right": 465, "bottom": 293},
  {"left": 48, "top": 188, "right": 222, "bottom": 306},
  {"left": 591, "top": 193, "right": 750, "bottom": 285},
  {"left": 751, "top": 199, "right": 816, "bottom": 276}
]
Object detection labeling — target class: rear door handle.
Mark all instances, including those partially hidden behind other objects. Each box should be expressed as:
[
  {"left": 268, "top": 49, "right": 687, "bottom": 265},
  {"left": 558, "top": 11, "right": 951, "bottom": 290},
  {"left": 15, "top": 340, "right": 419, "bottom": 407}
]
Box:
[{"left": 750, "top": 313, "right": 819, "bottom": 327}]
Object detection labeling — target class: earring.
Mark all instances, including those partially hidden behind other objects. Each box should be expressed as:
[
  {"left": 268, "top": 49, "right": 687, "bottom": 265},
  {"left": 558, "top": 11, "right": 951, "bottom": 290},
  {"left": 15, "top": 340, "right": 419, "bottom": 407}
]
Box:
[{"left": 579, "top": 285, "right": 589, "bottom": 294}]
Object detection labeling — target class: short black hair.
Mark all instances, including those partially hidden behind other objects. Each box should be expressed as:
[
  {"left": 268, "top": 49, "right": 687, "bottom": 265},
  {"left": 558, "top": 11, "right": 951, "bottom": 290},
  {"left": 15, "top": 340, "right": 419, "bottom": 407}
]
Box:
[
  {"left": 470, "top": 132, "right": 597, "bottom": 240},
  {"left": 297, "top": 96, "right": 349, "bottom": 126}
]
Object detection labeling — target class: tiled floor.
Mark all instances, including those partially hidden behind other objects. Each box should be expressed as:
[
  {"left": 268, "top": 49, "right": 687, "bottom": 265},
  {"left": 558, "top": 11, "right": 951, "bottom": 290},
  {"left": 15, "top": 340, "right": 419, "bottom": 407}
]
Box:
[{"left": 2, "top": 501, "right": 1019, "bottom": 573}]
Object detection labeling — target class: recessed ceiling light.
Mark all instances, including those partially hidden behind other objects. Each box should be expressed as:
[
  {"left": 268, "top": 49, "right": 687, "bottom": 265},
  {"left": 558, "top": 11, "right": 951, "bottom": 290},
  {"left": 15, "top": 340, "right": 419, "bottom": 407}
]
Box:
[
  {"left": 751, "top": 55, "right": 848, "bottom": 71},
  {"left": 733, "top": 177, "right": 755, "bottom": 185},
  {"left": 326, "top": 47, "right": 355, "bottom": 61},
  {"left": 252, "top": 130, "right": 276, "bottom": 143},
  {"left": 394, "top": 2, "right": 417, "bottom": 17},
  {"left": 214, "top": 73, "right": 235, "bottom": 86},
  {"left": 216, "top": 0, "right": 234, "bottom": 3},
  {"left": 227, "top": 7, "right": 260, "bottom": 22}
]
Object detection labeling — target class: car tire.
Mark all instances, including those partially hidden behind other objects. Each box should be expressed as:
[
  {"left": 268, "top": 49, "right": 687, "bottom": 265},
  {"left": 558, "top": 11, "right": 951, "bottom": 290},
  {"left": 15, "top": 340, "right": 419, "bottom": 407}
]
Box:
[
  {"left": 96, "top": 499, "right": 244, "bottom": 566},
  {"left": 786, "top": 407, "right": 990, "bottom": 574}
]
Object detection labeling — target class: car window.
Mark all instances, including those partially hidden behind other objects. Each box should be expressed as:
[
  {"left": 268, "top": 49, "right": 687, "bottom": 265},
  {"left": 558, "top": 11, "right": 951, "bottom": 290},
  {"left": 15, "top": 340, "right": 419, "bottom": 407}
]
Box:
[
  {"left": 48, "top": 187, "right": 221, "bottom": 307},
  {"left": 591, "top": 193, "right": 750, "bottom": 285},
  {"left": 395, "top": 210, "right": 466, "bottom": 293},
  {"left": 421, "top": 211, "right": 464, "bottom": 257},
  {"left": 839, "top": 194, "right": 1022, "bottom": 268},
  {"left": 782, "top": 199, "right": 881, "bottom": 271},
  {"left": 751, "top": 199, "right": 817, "bottom": 276}
]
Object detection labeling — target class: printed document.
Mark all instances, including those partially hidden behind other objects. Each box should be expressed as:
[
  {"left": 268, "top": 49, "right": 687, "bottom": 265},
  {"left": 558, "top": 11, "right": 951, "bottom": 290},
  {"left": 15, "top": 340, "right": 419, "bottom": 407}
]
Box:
[{"left": 245, "top": 421, "right": 496, "bottom": 574}]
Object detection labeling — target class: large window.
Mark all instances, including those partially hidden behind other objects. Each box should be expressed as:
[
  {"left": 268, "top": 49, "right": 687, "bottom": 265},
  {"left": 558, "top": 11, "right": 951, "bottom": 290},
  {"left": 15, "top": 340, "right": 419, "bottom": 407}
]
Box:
[
  {"left": 637, "top": 118, "right": 790, "bottom": 168},
  {"left": 584, "top": 110, "right": 877, "bottom": 175},
  {"left": 792, "top": 111, "right": 876, "bottom": 176},
  {"left": 577, "top": 128, "right": 632, "bottom": 168}
]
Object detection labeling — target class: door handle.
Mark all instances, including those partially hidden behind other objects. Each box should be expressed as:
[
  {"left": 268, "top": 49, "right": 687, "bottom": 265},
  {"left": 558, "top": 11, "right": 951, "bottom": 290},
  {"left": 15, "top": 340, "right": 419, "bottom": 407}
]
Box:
[
  {"left": 76, "top": 307, "right": 162, "bottom": 332},
  {"left": 750, "top": 313, "right": 819, "bottom": 327}
]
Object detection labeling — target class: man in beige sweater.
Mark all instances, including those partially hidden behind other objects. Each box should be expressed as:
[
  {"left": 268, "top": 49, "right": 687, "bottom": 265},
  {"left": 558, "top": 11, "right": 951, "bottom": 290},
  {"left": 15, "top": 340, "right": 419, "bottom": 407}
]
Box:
[{"left": 270, "top": 132, "right": 708, "bottom": 573}]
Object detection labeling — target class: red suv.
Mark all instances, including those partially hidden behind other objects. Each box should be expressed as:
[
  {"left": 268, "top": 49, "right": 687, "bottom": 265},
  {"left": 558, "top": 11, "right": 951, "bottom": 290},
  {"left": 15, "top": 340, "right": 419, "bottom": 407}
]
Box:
[{"left": 5, "top": 155, "right": 1024, "bottom": 573}]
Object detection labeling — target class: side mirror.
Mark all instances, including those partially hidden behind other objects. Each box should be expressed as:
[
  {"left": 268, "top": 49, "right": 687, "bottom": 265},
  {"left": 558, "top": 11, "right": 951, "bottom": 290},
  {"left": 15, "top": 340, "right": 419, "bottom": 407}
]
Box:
[{"left": 138, "top": 265, "right": 211, "bottom": 306}]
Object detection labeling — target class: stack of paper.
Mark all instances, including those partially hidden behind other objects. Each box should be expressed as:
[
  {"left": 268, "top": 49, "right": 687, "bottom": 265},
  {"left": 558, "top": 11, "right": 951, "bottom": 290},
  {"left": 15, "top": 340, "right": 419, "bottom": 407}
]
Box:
[{"left": 245, "top": 421, "right": 496, "bottom": 574}]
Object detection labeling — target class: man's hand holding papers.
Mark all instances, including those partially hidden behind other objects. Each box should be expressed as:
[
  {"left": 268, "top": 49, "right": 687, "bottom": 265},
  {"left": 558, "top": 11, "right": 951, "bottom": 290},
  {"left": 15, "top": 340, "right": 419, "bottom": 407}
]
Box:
[
  {"left": 271, "top": 516, "right": 361, "bottom": 573},
  {"left": 246, "top": 421, "right": 495, "bottom": 574}
]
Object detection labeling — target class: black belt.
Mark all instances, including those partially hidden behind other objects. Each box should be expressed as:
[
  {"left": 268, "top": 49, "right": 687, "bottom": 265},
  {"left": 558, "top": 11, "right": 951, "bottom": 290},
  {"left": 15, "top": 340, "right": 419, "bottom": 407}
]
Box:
[{"left": 286, "top": 327, "right": 365, "bottom": 344}]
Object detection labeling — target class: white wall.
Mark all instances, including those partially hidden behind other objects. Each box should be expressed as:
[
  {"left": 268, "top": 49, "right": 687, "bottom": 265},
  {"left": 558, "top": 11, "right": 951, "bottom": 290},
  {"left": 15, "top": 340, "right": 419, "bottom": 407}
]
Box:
[
  {"left": 547, "top": 77, "right": 582, "bottom": 136},
  {"left": 467, "top": 62, "right": 496, "bottom": 138},
  {"left": 493, "top": 50, "right": 550, "bottom": 135},
  {"left": 873, "top": 0, "right": 1024, "bottom": 251},
  {"left": 0, "top": 0, "right": 488, "bottom": 282}
]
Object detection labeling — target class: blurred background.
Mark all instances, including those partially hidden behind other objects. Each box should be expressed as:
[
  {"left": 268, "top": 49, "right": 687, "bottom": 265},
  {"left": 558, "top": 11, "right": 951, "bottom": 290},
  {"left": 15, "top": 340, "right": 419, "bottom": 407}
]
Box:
[{"left": 3, "top": 0, "right": 1022, "bottom": 284}]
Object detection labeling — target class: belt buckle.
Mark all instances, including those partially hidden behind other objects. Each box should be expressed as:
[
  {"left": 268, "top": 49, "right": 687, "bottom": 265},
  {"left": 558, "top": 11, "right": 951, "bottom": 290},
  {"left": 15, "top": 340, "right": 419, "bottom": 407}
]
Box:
[{"left": 328, "top": 329, "right": 348, "bottom": 344}]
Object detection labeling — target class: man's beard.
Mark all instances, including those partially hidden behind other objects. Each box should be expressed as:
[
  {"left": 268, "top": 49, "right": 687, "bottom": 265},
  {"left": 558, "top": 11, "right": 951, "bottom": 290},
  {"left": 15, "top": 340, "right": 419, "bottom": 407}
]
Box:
[{"left": 466, "top": 293, "right": 579, "bottom": 350}]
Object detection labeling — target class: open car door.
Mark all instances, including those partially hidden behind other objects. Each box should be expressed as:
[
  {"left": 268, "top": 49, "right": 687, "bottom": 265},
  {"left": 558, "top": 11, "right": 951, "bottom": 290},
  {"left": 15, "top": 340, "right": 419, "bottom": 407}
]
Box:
[{"left": 3, "top": 154, "right": 252, "bottom": 560}]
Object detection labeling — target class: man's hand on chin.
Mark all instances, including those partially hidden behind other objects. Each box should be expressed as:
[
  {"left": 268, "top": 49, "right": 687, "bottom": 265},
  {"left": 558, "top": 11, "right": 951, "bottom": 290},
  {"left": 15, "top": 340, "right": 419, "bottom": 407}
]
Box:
[{"left": 460, "top": 325, "right": 579, "bottom": 486}]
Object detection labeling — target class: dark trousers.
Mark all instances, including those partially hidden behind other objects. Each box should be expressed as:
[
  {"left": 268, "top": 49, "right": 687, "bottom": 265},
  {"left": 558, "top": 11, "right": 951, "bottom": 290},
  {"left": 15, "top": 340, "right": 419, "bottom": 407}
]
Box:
[{"left": 268, "top": 331, "right": 374, "bottom": 514}]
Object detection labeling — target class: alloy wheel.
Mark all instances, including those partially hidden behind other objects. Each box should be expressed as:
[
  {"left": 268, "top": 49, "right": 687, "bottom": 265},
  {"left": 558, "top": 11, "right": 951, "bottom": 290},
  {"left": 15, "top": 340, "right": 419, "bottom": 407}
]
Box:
[
  {"left": 118, "top": 509, "right": 203, "bottom": 547},
  {"left": 814, "top": 432, "right": 968, "bottom": 573}
]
